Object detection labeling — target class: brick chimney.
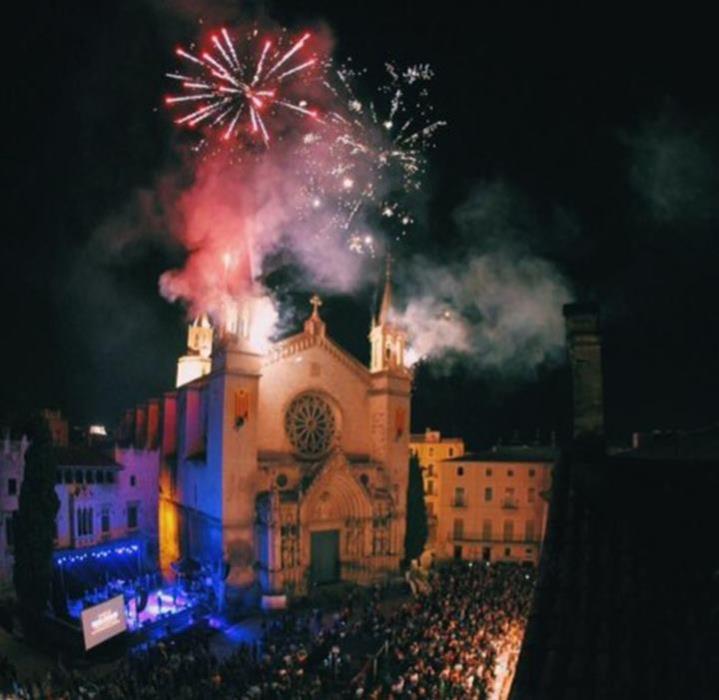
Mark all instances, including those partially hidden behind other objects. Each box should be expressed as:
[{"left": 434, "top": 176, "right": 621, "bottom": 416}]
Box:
[{"left": 563, "top": 303, "right": 605, "bottom": 440}]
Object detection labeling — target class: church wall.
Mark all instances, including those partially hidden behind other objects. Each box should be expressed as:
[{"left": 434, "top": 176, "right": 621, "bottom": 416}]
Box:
[
  {"left": 158, "top": 496, "right": 222, "bottom": 574},
  {"left": 209, "top": 346, "right": 263, "bottom": 596},
  {"left": 175, "top": 385, "right": 221, "bottom": 524},
  {"left": 368, "top": 372, "right": 412, "bottom": 562},
  {"left": 258, "top": 344, "right": 371, "bottom": 456}
]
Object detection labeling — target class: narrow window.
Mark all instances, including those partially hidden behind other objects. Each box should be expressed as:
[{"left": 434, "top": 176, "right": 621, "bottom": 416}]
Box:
[
  {"left": 453, "top": 518, "right": 464, "bottom": 539},
  {"left": 127, "top": 504, "right": 138, "bottom": 530}
]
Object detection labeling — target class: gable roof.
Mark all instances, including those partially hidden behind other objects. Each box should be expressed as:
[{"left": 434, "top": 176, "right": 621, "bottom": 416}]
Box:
[{"left": 264, "top": 329, "right": 371, "bottom": 383}]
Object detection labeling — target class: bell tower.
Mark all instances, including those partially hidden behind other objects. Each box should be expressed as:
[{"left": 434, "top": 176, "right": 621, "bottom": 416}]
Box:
[
  {"left": 368, "top": 257, "right": 411, "bottom": 565},
  {"left": 369, "top": 257, "right": 407, "bottom": 372},
  {"left": 176, "top": 314, "right": 213, "bottom": 388}
]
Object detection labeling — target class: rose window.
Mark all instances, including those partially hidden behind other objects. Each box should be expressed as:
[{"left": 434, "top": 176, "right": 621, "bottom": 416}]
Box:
[{"left": 284, "top": 394, "right": 336, "bottom": 457}]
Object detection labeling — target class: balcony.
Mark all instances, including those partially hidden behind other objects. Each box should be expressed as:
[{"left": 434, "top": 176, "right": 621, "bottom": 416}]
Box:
[
  {"left": 451, "top": 500, "right": 467, "bottom": 509},
  {"left": 449, "top": 532, "right": 541, "bottom": 545},
  {"left": 501, "top": 498, "right": 519, "bottom": 510}
]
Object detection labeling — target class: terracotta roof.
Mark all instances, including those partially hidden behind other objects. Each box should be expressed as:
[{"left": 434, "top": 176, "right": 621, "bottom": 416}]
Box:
[
  {"left": 54, "top": 446, "right": 120, "bottom": 468},
  {"left": 409, "top": 434, "right": 464, "bottom": 444},
  {"left": 445, "top": 445, "right": 558, "bottom": 463},
  {"left": 611, "top": 426, "right": 719, "bottom": 463},
  {"left": 510, "top": 443, "right": 719, "bottom": 698}
]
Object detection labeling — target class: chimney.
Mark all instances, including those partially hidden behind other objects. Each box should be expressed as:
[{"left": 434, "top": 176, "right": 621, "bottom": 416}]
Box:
[
  {"left": 563, "top": 303, "right": 605, "bottom": 441},
  {"left": 146, "top": 398, "right": 161, "bottom": 450},
  {"left": 162, "top": 392, "right": 178, "bottom": 458},
  {"left": 134, "top": 404, "right": 147, "bottom": 449}
]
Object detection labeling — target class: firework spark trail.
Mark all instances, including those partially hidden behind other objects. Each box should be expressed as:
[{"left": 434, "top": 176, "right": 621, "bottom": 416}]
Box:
[
  {"left": 264, "top": 32, "right": 310, "bottom": 78},
  {"left": 292, "top": 61, "right": 445, "bottom": 256},
  {"left": 166, "top": 26, "right": 323, "bottom": 146}
]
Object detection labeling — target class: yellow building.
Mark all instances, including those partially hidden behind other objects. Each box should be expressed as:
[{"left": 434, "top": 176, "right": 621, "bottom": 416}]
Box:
[
  {"left": 436, "top": 445, "right": 556, "bottom": 565},
  {"left": 409, "top": 429, "right": 465, "bottom": 552}
]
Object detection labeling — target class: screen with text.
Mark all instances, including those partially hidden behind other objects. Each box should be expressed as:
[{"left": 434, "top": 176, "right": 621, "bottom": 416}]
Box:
[{"left": 80, "top": 595, "right": 127, "bottom": 650}]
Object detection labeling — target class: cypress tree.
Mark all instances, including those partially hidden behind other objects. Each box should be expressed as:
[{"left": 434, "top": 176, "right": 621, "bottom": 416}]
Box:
[
  {"left": 404, "top": 453, "right": 429, "bottom": 564},
  {"left": 13, "top": 417, "right": 60, "bottom": 625}
]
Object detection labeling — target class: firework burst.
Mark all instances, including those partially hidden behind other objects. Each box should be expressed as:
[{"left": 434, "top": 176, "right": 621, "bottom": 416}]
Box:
[
  {"left": 165, "top": 26, "right": 325, "bottom": 146},
  {"left": 295, "top": 61, "right": 445, "bottom": 255}
]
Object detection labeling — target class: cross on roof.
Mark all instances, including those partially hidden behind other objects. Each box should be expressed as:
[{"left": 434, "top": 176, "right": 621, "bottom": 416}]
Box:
[{"left": 310, "top": 293, "right": 323, "bottom": 317}]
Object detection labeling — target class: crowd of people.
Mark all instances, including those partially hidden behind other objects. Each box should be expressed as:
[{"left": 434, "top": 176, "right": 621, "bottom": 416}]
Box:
[{"left": 0, "top": 561, "right": 534, "bottom": 699}]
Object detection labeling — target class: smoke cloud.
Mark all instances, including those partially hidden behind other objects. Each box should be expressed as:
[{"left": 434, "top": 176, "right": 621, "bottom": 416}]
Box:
[
  {"left": 626, "top": 108, "right": 719, "bottom": 225},
  {"left": 395, "top": 182, "right": 573, "bottom": 375},
  {"left": 77, "top": 13, "right": 572, "bottom": 380}
]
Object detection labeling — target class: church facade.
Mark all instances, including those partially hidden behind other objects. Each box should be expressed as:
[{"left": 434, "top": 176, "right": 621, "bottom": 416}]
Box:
[{"left": 117, "top": 278, "right": 411, "bottom": 606}]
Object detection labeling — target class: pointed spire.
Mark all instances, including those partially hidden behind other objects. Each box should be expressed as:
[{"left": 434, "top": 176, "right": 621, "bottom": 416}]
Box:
[{"left": 378, "top": 254, "right": 392, "bottom": 325}]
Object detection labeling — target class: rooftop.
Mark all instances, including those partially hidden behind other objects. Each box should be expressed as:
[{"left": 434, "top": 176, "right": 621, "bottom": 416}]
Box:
[
  {"left": 610, "top": 425, "right": 719, "bottom": 463},
  {"left": 510, "top": 442, "right": 719, "bottom": 698},
  {"left": 54, "top": 446, "right": 120, "bottom": 468},
  {"left": 445, "top": 445, "right": 559, "bottom": 463},
  {"left": 410, "top": 433, "right": 464, "bottom": 444}
]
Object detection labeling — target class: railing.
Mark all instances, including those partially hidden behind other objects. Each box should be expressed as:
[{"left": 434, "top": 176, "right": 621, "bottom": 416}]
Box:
[
  {"left": 351, "top": 640, "right": 389, "bottom": 689},
  {"left": 501, "top": 498, "right": 519, "bottom": 510},
  {"left": 449, "top": 533, "right": 540, "bottom": 545},
  {"left": 451, "top": 500, "right": 467, "bottom": 508}
]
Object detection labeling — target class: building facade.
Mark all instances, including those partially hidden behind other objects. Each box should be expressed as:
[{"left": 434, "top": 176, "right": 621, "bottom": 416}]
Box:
[
  {"left": 118, "top": 277, "right": 411, "bottom": 606},
  {"left": 409, "top": 429, "right": 465, "bottom": 553},
  {"left": 436, "top": 446, "right": 556, "bottom": 565},
  {"left": 0, "top": 433, "right": 158, "bottom": 586}
]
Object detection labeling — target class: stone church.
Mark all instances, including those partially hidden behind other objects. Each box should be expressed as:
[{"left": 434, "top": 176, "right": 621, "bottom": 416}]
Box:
[{"left": 119, "top": 271, "right": 411, "bottom": 605}]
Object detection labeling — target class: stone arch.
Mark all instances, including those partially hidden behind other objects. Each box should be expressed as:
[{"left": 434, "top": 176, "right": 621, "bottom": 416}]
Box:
[{"left": 298, "top": 452, "right": 374, "bottom": 582}]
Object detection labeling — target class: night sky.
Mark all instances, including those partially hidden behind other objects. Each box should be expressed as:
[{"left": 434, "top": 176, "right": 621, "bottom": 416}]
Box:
[{"left": 3, "top": 1, "right": 717, "bottom": 447}]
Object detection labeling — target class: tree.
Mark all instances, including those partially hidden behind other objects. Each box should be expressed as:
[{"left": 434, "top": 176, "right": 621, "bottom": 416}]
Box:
[
  {"left": 13, "top": 417, "right": 60, "bottom": 625},
  {"left": 404, "top": 453, "right": 428, "bottom": 564}
]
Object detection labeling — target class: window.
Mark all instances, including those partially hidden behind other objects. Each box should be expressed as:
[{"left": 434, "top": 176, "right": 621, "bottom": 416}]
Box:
[
  {"left": 7, "top": 479, "right": 17, "bottom": 497},
  {"left": 504, "top": 547, "right": 512, "bottom": 557},
  {"left": 453, "top": 518, "right": 464, "bottom": 539},
  {"left": 426, "top": 480, "right": 434, "bottom": 495},
  {"left": 130, "top": 475, "right": 137, "bottom": 487},
  {"left": 526, "top": 520, "right": 535, "bottom": 541},
  {"left": 453, "top": 487, "right": 466, "bottom": 507},
  {"left": 485, "top": 487, "right": 493, "bottom": 502},
  {"left": 86, "top": 470, "right": 94, "bottom": 484},
  {"left": 528, "top": 488, "right": 536, "bottom": 504},
  {"left": 503, "top": 520, "right": 514, "bottom": 542},
  {"left": 426, "top": 502, "right": 434, "bottom": 517},
  {"left": 486, "top": 467, "right": 493, "bottom": 477},
  {"left": 457, "top": 466, "right": 464, "bottom": 476},
  {"left": 96, "top": 470, "right": 104, "bottom": 484},
  {"left": 508, "top": 469, "right": 514, "bottom": 477},
  {"left": 127, "top": 504, "right": 138, "bottom": 530},
  {"left": 449, "top": 448, "right": 454, "bottom": 457},
  {"left": 529, "top": 469, "right": 536, "bottom": 477},
  {"left": 106, "top": 471, "right": 115, "bottom": 484},
  {"left": 77, "top": 507, "right": 94, "bottom": 537},
  {"left": 5, "top": 514, "right": 15, "bottom": 548},
  {"left": 482, "top": 519, "right": 492, "bottom": 540},
  {"left": 75, "top": 470, "right": 83, "bottom": 484},
  {"left": 101, "top": 506, "right": 110, "bottom": 534},
  {"left": 427, "top": 464, "right": 434, "bottom": 476}
]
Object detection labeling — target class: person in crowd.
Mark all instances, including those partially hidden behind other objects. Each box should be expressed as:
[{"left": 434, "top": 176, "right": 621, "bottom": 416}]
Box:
[{"left": 0, "top": 562, "right": 533, "bottom": 699}]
